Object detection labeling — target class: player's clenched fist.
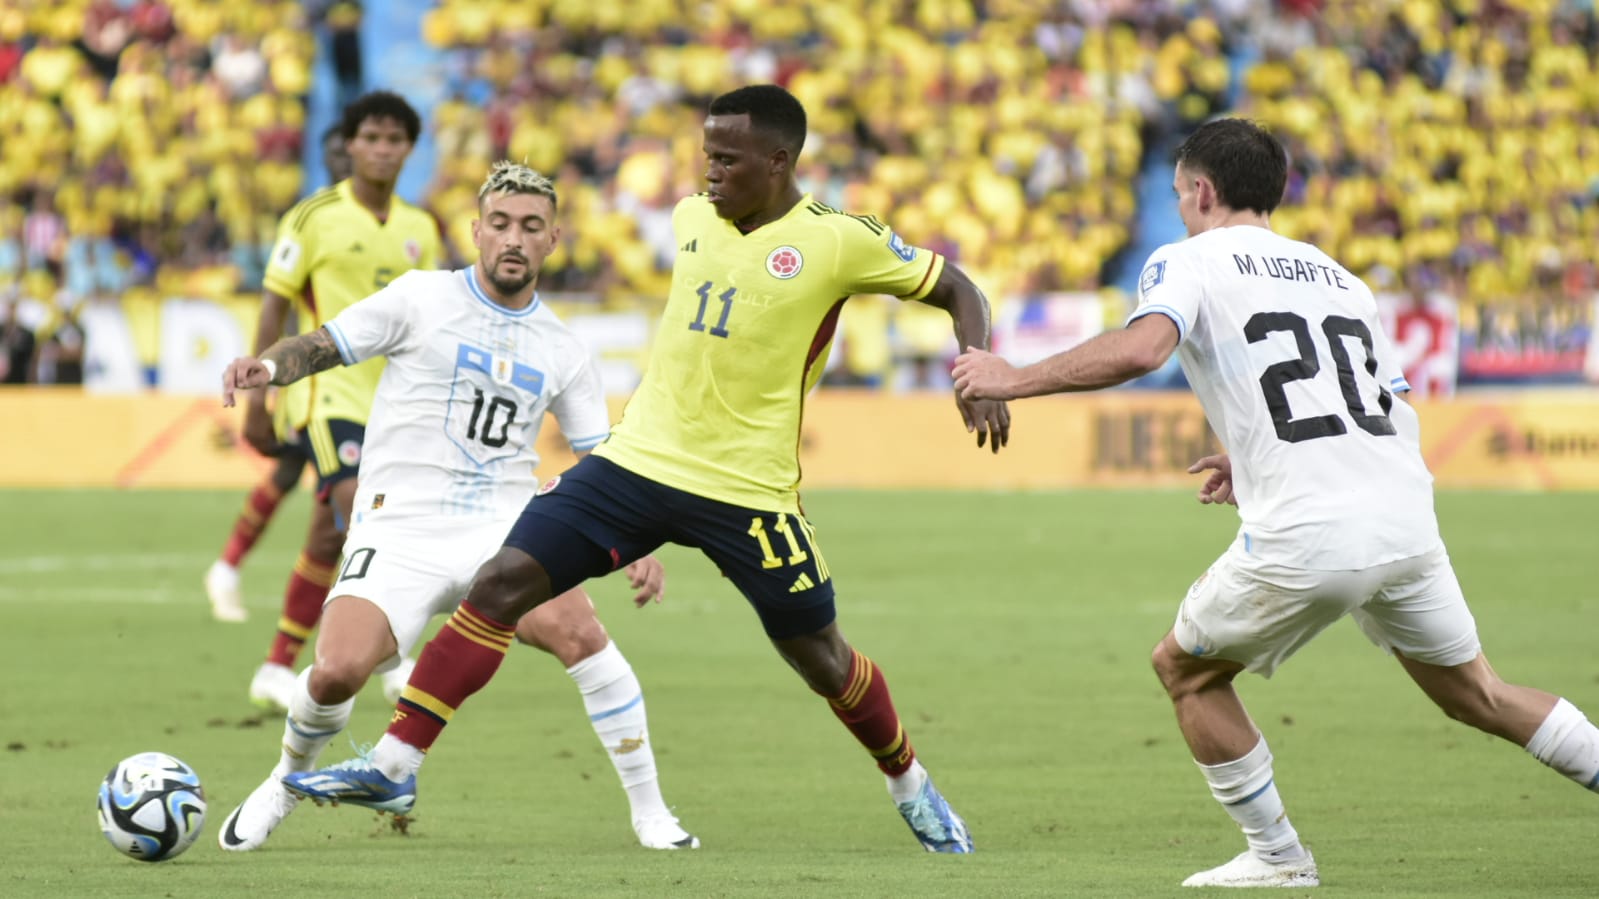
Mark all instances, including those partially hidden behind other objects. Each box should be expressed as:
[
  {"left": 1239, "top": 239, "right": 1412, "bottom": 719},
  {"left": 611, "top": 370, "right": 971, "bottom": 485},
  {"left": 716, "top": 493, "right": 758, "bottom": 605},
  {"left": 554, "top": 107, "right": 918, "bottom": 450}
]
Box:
[{"left": 221, "top": 357, "right": 275, "bottom": 408}]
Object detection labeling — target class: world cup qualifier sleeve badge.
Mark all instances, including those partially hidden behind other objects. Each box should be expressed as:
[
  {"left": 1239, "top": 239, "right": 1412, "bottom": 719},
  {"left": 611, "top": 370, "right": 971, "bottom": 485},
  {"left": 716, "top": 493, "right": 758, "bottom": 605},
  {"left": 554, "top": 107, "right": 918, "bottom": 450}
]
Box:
[{"left": 765, "top": 246, "right": 803, "bottom": 279}]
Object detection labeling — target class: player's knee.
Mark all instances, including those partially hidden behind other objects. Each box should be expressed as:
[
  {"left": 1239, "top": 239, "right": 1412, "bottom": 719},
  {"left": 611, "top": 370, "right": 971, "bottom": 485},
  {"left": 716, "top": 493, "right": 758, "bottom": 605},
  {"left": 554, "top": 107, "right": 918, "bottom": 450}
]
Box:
[
  {"left": 1150, "top": 638, "right": 1186, "bottom": 692},
  {"left": 306, "top": 660, "right": 365, "bottom": 705},
  {"left": 270, "top": 457, "right": 303, "bottom": 494},
  {"left": 468, "top": 552, "right": 551, "bottom": 622},
  {"left": 1151, "top": 636, "right": 1232, "bottom": 699}
]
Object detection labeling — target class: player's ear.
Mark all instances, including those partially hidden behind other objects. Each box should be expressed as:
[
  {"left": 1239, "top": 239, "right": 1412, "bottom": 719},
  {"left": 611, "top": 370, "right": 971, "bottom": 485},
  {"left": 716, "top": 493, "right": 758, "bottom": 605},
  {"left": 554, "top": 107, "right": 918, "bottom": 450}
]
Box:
[
  {"left": 470, "top": 217, "right": 482, "bottom": 246},
  {"left": 1195, "top": 175, "right": 1217, "bottom": 214},
  {"left": 769, "top": 147, "right": 790, "bottom": 178}
]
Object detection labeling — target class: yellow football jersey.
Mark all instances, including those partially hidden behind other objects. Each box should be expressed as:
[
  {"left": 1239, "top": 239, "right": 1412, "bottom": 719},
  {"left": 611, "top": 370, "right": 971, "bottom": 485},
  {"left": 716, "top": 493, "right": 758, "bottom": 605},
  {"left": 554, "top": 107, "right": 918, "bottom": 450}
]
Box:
[
  {"left": 596, "top": 194, "right": 944, "bottom": 512},
  {"left": 263, "top": 179, "right": 442, "bottom": 426}
]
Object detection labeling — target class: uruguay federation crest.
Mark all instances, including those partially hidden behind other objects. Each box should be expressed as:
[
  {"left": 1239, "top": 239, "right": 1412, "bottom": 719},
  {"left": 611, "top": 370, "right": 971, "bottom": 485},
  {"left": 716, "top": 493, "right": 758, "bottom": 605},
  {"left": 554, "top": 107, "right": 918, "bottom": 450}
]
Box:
[
  {"left": 766, "top": 246, "right": 803, "bottom": 279},
  {"left": 1140, "top": 260, "right": 1167, "bottom": 295}
]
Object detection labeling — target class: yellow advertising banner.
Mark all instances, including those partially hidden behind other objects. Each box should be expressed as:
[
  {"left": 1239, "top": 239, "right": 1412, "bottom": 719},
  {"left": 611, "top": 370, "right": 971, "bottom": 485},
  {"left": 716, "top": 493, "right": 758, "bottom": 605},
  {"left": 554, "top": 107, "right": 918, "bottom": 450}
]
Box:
[{"left": 2, "top": 389, "right": 1597, "bottom": 491}]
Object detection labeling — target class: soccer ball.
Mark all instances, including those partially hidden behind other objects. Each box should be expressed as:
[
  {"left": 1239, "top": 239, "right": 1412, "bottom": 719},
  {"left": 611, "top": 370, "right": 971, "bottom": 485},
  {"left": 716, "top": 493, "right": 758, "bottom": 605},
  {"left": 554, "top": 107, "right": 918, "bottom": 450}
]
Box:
[{"left": 96, "top": 752, "right": 207, "bottom": 862}]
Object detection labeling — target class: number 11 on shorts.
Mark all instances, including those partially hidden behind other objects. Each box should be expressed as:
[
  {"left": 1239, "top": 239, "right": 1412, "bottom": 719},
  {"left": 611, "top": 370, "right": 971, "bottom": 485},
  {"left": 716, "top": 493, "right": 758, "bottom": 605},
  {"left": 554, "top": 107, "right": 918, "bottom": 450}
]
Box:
[{"left": 748, "top": 514, "right": 808, "bottom": 569}]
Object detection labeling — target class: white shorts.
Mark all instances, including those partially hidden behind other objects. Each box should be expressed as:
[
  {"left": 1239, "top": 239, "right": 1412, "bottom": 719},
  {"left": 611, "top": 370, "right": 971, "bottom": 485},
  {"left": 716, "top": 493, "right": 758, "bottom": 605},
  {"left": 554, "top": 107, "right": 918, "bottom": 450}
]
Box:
[
  {"left": 327, "top": 517, "right": 514, "bottom": 662},
  {"left": 1172, "top": 544, "right": 1481, "bottom": 677}
]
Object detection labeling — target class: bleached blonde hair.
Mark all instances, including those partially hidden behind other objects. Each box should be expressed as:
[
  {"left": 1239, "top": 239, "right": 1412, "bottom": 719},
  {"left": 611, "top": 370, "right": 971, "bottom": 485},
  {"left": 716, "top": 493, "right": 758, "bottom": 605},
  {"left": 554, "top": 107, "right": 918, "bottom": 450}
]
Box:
[{"left": 477, "top": 160, "right": 558, "bottom": 211}]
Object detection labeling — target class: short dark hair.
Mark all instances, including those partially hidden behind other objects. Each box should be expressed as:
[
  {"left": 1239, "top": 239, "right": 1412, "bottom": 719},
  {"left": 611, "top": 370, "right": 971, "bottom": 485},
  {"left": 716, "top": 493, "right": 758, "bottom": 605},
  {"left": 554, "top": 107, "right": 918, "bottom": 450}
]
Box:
[
  {"left": 340, "top": 90, "right": 421, "bottom": 143},
  {"left": 708, "top": 84, "right": 807, "bottom": 157},
  {"left": 1174, "top": 118, "right": 1287, "bottom": 215}
]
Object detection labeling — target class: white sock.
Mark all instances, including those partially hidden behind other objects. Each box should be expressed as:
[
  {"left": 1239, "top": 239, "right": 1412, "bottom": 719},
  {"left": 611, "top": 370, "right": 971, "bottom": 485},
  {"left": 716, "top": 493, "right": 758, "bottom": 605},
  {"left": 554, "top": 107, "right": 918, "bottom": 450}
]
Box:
[
  {"left": 372, "top": 733, "right": 426, "bottom": 783},
  {"left": 568, "top": 641, "right": 669, "bottom": 821},
  {"left": 1197, "top": 737, "right": 1305, "bottom": 861},
  {"left": 1525, "top": 698, "right": 1599, "bottom": 792},
  {"left": 886, "top": 759, "right": 928, "bottom": 804},
  {"left": 272, "top": 667, "right": 354, "bottom": 779}
]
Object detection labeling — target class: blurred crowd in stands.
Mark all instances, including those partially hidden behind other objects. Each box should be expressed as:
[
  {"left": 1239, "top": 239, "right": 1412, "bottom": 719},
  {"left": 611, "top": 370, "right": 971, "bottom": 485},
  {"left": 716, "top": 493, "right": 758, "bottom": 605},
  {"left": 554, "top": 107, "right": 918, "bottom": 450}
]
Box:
[{"left": 0, "top": 0, "right": 1594, "bottom": 386}]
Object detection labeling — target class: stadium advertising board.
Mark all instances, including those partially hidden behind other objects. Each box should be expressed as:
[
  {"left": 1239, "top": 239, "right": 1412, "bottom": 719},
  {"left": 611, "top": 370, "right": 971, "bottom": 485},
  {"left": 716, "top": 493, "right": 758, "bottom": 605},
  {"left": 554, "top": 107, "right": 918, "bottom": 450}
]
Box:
[{"left": 4, "top": 391, "right": 1596, "bottom": 491}]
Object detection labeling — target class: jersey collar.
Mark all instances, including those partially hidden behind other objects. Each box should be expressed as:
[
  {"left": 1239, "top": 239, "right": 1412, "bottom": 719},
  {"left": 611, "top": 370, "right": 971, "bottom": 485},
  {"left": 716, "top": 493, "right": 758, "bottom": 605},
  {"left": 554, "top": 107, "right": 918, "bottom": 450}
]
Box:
[
  {"left": 338, "top": 179, "right": 394, "bottom": 226},
  {"left": 725, "top": 192, "right": 812, "bottom": 235},
  {"left": 462, "top": 267, "right": 540, "bottom": 317}
]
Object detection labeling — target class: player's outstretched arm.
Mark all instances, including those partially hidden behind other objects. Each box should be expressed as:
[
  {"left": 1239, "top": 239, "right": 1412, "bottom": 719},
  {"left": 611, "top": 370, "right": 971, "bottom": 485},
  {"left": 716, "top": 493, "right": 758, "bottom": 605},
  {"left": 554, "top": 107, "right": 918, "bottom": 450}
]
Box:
[
  {"left": 221, "top": 328, "right": 343, "bottom": 408},
  {"left": 916, "top": 264, "right": 1010, "bottom": 454},
  {"left": 953, "top": 314, "right": 1179, "bottom": 401}
]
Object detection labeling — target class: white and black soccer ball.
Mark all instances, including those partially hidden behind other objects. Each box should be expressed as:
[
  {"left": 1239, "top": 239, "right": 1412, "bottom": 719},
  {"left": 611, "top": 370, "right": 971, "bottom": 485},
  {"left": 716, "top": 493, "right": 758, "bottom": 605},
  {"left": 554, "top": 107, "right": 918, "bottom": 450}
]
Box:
[{"left": 96, "top": 751, "right": 207, "bottom": 862}]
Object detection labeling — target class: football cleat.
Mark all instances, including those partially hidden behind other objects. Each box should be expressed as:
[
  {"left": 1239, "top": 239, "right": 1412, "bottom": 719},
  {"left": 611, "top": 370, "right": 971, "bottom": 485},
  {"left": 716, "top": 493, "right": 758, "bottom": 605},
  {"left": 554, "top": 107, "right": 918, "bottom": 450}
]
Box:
[
  {"left": 895, "top": 778, "right": 974, "bottom": 853},
  {"left": 633, "top": 812, "right": 700, "bottom": 850},
  {"left": 381, "top": 655, "right": 415, "bottom": 705},
  {"left": 248, "top": 662, "right": 297, "bottom": 712},
  {"left": 1181, "top": 849, "right": 1320, "bottom": 888},
  {"left": 218, "top": 776, "right": 299, "bottom": 852},
  {"left": 205, "top": 560, "right": 248, "bottom": 623},
  {"left": 281, "top": 754, "right": 417, "bottom": 815}
]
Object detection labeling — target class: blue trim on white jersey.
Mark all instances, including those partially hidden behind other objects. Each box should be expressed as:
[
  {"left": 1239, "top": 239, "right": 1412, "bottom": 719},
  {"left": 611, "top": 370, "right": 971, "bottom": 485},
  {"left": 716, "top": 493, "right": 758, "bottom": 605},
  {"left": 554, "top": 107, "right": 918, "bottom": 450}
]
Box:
[
  {"left": 323, "top": 321, "right": 357, "bottom": 365},
  {"left": 1128, "top": 304, "right": 1188, "bottom": 340},
  {"left": 588, "top": 693, "right": 643, "bottom": 722},
  {"left": 568, "top": 432, "right": 609, "bottom": 451},
  {"left": 461, "top": 268, "right": 540, "bottom": 317},
  {"left": 1390, "top": 376, "right": 1412, "bottom": 393}
]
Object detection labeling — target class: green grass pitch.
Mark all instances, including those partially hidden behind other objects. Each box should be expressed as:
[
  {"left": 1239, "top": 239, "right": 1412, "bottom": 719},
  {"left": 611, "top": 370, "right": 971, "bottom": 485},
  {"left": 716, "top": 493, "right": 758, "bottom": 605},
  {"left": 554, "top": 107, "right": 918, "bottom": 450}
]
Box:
[{"left": 0, "top": 488, "right": 1594, "bottom": 897}]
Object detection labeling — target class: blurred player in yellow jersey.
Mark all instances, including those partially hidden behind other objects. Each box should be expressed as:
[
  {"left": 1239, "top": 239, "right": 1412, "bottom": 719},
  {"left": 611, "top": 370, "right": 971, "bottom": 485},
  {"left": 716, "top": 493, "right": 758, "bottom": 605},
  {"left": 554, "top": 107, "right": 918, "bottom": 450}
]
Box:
[
  {"left": 204, "top": 126, "right": 353, "bottom": 624},
  {"left": 289, "top": 85, "right": 1011, "bottom": 854},
  {"left": 242, "top": 92, "right": 443, "bottom": 710}
]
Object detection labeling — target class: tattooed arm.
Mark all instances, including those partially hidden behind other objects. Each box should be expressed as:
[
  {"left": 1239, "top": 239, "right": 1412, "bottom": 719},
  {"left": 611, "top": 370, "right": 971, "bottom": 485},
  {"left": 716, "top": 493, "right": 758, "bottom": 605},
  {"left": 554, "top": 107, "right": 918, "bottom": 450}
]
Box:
[{"left": 221, "top": 327, "right": 345, "bottom": 408}]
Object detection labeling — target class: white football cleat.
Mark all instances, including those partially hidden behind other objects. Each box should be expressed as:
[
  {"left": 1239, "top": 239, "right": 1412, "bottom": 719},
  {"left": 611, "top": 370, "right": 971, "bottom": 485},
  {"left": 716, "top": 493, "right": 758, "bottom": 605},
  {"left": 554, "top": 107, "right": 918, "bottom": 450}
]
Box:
[
  {"left": 205, "top": 560, "right": 248, "bottom": 623},
  {"left": 219, "top": 776, "right": 300, "bottom": 851},
  {"left": 1182, "top": 849, "right": 1319, "bottom": 888},
  {"left": 249, "top": 662, "right": 297, "bottom": 712},
  {"left": 633, "top": 812, "right": 700, "bottom": 850},
  {"left": 381, "top": 656, "right": 416, "bottom": 705}
]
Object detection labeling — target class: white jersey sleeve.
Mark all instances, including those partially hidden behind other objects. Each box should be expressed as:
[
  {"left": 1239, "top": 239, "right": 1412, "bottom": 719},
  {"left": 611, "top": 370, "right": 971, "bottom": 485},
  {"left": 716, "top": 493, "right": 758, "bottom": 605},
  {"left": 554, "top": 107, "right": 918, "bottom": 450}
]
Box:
[
  {"left": 323, "top": 272, "right": 420, "bottom": 365},
  {"left": 548, "top": 352, "right": 611, "bottom": 453},
  {"left": 1127, "top": 244, "right": 1202, "bottom": 342}
]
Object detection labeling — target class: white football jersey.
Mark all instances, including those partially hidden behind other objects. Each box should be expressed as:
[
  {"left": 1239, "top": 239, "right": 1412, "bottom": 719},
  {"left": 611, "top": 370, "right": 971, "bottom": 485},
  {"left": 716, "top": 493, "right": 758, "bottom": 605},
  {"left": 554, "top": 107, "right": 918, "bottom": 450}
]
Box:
[
  {"left": 324, "top": 268, "right": 611, "bottom": 522},
  {"left": 1129, "top": 226, "right": 1441, "bottom": 570}
]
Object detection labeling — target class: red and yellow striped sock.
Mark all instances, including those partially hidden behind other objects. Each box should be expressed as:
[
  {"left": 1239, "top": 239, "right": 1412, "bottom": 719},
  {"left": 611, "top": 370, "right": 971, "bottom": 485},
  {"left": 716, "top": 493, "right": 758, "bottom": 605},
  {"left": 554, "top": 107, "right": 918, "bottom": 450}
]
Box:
[
  {"left": 265, "top": 551, "right": 336, "bottom": 668},
  {"left": 221, "top": 481, "right": 285, "bottom": 567},
  {"left": 387, "top": 601, "right": 515, "bottom": 752},
  {"left": 824, "top": 649, "right": 916, "bottom": 776}
]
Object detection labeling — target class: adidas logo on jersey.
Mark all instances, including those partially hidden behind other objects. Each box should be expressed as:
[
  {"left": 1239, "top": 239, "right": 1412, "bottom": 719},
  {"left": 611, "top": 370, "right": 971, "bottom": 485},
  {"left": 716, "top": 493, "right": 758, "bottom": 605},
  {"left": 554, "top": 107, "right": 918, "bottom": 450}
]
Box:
[
  {"left": 679, "top": 239, "right": 698, "bottom": 253},
  {"left": 348, "top": 241, "right": 365, "bottom": 253},
  {"left": 789, "top": 572, "right": 816, "bottom": 593}
]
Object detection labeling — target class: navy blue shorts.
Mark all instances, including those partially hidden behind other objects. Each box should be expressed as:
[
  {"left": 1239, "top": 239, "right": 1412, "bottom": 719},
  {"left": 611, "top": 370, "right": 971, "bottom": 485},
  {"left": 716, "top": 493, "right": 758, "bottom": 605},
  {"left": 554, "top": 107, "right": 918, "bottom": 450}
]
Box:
[
  {"left": 504, "top": 454, "right": 836, "bottom": 639},
  {"left": 293, "top": 418, "right": 364, "bottom": 499}
]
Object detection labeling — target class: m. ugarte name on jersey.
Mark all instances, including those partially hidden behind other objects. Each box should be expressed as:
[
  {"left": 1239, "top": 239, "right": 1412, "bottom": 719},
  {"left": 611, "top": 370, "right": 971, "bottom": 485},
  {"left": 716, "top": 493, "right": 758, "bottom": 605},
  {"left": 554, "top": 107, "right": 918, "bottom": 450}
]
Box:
[{"left": 1229, "top": 253, "right": 1351, "bottom": 290}]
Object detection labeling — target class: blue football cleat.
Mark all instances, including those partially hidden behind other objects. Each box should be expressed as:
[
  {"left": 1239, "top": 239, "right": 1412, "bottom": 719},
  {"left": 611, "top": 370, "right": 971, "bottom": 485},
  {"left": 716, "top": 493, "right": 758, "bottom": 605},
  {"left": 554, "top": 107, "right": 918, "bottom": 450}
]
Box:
[
  {"left": 896, "top": 777, "right": 974, "bottom": 853},
  {"left": 281, "top": 754, "right": 416, "bottom": 816}
]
